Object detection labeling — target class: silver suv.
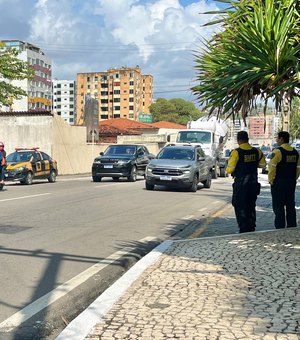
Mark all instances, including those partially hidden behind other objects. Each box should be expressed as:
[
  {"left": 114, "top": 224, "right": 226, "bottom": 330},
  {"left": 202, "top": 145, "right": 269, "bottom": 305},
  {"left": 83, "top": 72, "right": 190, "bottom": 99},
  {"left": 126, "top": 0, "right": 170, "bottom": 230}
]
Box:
[{"left": 145, "top": 144, "right": 213, "bottom": 192}]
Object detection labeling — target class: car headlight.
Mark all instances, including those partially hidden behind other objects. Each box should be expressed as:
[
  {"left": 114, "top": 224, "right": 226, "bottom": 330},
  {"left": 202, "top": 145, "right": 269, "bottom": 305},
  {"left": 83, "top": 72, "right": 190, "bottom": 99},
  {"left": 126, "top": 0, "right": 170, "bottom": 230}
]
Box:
[
  {"left": 15, "top": 166, "right": 26, "bottom": 171},
  {"left": 146, "top": 167, "right": 153, "bottom": 173},
  {"left": 182, "top": 169, "right": 191, "bottom": 174},
  {"left": 118, "top": 160, "right": 131, "bottom": 165},
  {"left": 93, "top": 160, "right": 101, "bottom": 164}
]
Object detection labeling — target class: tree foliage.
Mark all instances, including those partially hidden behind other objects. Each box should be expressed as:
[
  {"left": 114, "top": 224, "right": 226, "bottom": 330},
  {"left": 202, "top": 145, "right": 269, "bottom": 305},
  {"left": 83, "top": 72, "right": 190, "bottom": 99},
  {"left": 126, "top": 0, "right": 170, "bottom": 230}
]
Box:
[
  {"left": 149, "top": 98, "right": 204, "bottom": 124},
  {"left": 0, "top": 44, "right": 34, "bottom": 107},
  {"left": 192, "top": 0, "right": 300, "bottom": 121}
]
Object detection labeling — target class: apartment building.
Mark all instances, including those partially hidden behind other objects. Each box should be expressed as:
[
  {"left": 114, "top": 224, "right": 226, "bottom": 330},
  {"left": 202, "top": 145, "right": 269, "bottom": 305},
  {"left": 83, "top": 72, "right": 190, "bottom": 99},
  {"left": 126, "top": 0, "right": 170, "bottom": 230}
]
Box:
[
  {"left": 52, "top": 80, "right": 76, "bottom": 125},
  {"left": 76, "top": 66, "right": 153, "bottom": 125},
  {"left": 1, "top": 40, "right": 52, "bottom": 112}
]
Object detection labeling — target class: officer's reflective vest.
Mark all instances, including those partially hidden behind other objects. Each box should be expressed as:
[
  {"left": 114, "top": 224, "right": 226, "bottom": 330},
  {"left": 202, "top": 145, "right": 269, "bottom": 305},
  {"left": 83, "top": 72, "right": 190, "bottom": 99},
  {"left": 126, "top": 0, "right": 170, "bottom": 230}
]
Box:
[
  {"left": 276, "top": 147, "right": 299, "bottom": 180},
  {"left": 233, "top": 148, "right": 259, "bottom": 178}
]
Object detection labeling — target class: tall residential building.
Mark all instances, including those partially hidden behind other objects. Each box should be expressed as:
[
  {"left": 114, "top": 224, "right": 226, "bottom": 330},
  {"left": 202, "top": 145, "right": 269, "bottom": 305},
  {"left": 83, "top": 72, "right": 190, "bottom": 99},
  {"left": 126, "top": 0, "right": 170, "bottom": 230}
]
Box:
[
  {"left": 1, "top": 40, "right": 52, "bottom": 112},
  {"left": 76, "top": 66, "right": 153, "bottom": 125},
  {"left": 52, "top": 80, "right": 76, "bottom": 125}
]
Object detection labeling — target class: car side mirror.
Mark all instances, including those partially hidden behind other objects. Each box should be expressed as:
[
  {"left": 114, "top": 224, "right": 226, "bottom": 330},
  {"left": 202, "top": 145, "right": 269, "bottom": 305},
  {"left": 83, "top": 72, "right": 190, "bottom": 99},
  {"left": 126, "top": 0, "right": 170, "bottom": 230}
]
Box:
[
  {"left": 197, "top": 156, "right": 205, "bottom": 161},
  {"left": 219, "top": 136, "right": 224, "bottom": 144},
  {"left": 100, "top": 152, "right": 104, "bottom": 155}
]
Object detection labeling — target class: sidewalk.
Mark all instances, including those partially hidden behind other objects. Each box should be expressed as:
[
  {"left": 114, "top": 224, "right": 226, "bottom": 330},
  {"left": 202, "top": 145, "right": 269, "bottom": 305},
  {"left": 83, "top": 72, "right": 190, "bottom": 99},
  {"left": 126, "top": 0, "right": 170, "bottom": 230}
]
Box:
[{"left": 57, "top": 226, "right": 300, "bottom": 340}]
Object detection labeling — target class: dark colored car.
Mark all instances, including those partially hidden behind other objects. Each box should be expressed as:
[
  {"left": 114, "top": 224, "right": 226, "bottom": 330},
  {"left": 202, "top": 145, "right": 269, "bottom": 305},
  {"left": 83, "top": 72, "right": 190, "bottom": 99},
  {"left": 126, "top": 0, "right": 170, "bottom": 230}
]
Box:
[
  {"left": 145, "top": 144, "right": 213, "bottom": 192},
  {"left": 4, "top": 148, "right": 58, "bottom": 185},
  {"left": 92, "top": 144, "right": 155, "bottom": 182},
  {"left": 219, "top": 149, "right": 231, "bottom": 177}
]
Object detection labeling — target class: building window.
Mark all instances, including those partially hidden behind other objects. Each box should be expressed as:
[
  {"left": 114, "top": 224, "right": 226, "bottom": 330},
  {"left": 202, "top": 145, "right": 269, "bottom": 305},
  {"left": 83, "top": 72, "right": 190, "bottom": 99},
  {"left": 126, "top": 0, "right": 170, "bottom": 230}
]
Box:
[
  {"left": 130, "top": 81, "right": 134, "bottom": 86},
  {"left": 129, "top": 106, "right": 134, "bottom": 110},
  {"left": 101, "top": 107, "right": 108, "bottom": 111},
  {"left": 129, "top": 98, "right": 134, "bottom": 102},
  {"left": 101, "top": 91, "right": 108, "bottom": 96},
  {"left": 114, "top": 90, "right": 120, "bottom": 94},
  {"left": 101, "top": 114, "right": 108, "bottom": 119},
  {"left": 114, "top": 106, "right": 120, "bottom": 111},
  {"left": 114, "top": 98, "right": 120, "bottom": 102},
  {"left": 129, "top": 89, "right": 134, "bottom": 94}
]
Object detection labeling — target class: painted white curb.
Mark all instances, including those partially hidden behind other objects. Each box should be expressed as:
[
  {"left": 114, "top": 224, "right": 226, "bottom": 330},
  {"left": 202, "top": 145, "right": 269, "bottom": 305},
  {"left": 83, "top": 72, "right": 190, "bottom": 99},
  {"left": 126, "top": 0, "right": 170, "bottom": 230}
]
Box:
[{"left": 56, "top": 240, "right": 173, "bottom": 340}]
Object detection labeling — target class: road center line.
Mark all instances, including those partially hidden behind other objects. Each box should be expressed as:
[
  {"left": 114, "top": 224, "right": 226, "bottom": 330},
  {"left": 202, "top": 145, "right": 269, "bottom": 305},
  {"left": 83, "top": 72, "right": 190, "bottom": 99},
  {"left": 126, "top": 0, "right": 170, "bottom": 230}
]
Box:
[
  {"left": 0, "top": 236, "right": 157, "bottom": 332},
  {"left": 0, "top": 193, "right": 52, "bottom": 202}
]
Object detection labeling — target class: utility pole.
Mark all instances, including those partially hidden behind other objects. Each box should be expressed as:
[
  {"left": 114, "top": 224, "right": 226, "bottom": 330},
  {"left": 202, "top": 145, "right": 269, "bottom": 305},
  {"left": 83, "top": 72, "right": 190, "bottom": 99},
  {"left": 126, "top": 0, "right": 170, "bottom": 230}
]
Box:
[{"left": 282, "top": 94, "right": 290, "bottom": 132}]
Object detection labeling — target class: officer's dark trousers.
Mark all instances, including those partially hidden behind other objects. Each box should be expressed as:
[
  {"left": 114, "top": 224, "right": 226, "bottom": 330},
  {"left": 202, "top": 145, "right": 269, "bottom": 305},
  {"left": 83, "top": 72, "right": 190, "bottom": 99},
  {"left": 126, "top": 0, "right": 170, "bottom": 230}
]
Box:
[
  {"left": 271, "top": 179, "right": 297, "bottom": 229},
  {"left": 232, "top": 175, "right": 259, "bottom": 233}
]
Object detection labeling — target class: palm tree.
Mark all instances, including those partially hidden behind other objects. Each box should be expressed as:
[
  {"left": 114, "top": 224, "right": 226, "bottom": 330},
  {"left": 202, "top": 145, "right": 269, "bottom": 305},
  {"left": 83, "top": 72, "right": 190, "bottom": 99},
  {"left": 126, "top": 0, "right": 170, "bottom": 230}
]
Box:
[{"left": 192, "top": 0, "right": 300, "bottom": 129}]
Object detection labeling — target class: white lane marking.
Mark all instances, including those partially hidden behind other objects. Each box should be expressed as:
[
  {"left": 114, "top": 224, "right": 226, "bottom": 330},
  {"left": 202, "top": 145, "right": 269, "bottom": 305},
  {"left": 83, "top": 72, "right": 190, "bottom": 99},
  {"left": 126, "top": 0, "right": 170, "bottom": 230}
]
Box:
[
  {"left": 0, "top": 193, "right": 51, "bottom": 202},
  {"left": 58, "top": 177, "right": 91, "bottom": 181},
  {"left": 56, "top": 239, "right": 173, "bottom": 340},
  {"left": 94, "top": 184, "right": 121, "bottom": 188},
  {"left": 198, "top": 207, "right": 208, "bottom": 212},
  {"left": 0, "top": 236, "right": 157, "bottom": 332},
  {"left": 212, "top": 200, "right": 220, "bottom": 204},
  {"left": 182, "top": 215, "right": 194, "bottom": 220}
]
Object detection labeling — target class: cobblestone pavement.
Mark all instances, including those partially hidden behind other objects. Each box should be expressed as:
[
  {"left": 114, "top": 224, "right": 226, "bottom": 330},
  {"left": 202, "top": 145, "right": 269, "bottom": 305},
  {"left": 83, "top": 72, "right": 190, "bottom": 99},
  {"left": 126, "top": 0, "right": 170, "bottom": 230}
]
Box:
[
  {"left": 87, "top": 229, "right": 300, "bottom": 340},
  {"left": 59, "top": 174, "right": 300, "bottom": 340}
]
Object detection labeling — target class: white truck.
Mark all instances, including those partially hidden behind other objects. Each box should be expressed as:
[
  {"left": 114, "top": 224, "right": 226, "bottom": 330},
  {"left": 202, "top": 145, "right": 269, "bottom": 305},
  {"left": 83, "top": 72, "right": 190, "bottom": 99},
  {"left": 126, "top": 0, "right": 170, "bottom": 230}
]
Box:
[{"left": 168, "top": 115, "right": 229, "bottom": 178}]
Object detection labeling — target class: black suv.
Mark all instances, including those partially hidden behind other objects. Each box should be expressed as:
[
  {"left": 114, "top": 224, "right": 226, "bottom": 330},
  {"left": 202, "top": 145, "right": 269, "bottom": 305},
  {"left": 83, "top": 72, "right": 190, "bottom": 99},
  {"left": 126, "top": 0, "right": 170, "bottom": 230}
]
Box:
[
  {"left": 92, "top": 144, "right": 155, "bottom": 182},
  {"left": 145, "top": 144, "right": 213, "bottom": 192}
]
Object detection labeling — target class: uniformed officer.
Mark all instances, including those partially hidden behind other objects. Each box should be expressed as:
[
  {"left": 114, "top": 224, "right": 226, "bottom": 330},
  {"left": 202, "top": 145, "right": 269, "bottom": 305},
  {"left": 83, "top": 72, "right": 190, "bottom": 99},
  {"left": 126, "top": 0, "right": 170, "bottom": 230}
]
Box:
[
  {"left": 268, "top": 131, "right": 300, "bottom": 229},
  {"left": 226, "top": 131, "right": 266, "bottom": 233}
]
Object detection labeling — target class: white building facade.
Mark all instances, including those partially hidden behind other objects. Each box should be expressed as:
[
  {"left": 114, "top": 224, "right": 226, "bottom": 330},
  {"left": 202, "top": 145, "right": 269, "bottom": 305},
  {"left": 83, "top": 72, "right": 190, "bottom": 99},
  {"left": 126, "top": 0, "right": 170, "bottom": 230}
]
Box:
[
  {"left": 52, "top": 80, "right": 76, "bottom": 125},
  {"left": 1, "top": 40, "right": 52, "bottom": 112}
]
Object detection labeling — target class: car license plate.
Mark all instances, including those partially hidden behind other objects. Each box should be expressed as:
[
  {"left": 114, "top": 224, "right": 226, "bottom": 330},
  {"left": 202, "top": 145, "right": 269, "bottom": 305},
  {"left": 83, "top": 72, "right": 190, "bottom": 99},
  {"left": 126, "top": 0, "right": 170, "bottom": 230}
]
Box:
[
  {"left": 160, "top": 176, "right": 172, "bottom": 181},
  {"left": 104, "top": 165, "right": 113, "bottom": 169}
]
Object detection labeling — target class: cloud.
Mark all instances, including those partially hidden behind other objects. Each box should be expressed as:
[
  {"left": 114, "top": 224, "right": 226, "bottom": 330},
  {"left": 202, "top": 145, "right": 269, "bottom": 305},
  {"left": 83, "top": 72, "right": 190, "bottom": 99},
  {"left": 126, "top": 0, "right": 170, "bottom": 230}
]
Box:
[{"left": 0, "top": 0, "right": 222, "bottom": 102}]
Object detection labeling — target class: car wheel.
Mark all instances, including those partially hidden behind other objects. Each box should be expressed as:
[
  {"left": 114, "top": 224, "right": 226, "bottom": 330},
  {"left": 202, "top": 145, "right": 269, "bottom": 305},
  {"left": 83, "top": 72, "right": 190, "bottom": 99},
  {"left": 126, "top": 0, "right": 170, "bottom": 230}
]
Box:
[
  {"left": 212, "top": 166, "right": 218, "bottom": 179},
  {"left": 112, "top": 177, "right": 120, "bottom": 181},
  {"left": 93, "top": 176, "right": 102, "bottom": 182},
  {"left": 145, "top": 182, "right": 154, "bottom": 190},
  {"left": 48, "top": 170, "right": 57, "bottom": 183},
  {"left": 219, "top": 167, "right": 226, "bottom": 177},
  {"left": 202, "top": 173, "right": 212, "bottom": 189},
  {"left": 25, "top": 172, "right": 33, "bottom": 185},
  {"left": 128, "top": 166, "right": 137, "bottom": 182},
  {"left": 190, "top": 174, "right": 198, "bottom": 192}
]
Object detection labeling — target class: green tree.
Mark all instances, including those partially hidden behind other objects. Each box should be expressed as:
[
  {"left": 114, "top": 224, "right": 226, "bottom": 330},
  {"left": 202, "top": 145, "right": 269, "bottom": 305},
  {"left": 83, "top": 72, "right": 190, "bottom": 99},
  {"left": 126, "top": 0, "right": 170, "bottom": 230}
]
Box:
[
  {"left": 192, "top": 0, "right": 300, "bottom": 125},
  {"left": 149, "top": 98, "right": 204, "bottom": 124},
  {"left": 0, "top": 44, "right": 34, "bottom": 108}
]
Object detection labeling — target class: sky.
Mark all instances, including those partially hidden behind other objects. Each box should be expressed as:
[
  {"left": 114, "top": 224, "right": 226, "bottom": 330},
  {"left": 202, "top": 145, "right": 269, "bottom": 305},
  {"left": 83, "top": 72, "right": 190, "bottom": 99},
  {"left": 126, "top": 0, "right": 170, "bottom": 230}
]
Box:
[{"left": 0, "top": 0, "right": 224, "bottom": 104}]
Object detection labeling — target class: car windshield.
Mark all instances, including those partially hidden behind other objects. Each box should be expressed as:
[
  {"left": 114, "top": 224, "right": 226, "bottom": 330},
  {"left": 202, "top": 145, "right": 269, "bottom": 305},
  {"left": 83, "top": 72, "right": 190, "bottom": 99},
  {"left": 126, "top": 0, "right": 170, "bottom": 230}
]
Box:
[
  {"left": 176, "top": 131, "right": 211, "bottom": 144},
  {"left": 157, "top": 148, "right": 194, "bottom": 160},
  {"left": 104, "top": 145, "right": 136, "bottom": 155},
  {"left": 6, "top": 152, "right": 33, "bottom": 162}
]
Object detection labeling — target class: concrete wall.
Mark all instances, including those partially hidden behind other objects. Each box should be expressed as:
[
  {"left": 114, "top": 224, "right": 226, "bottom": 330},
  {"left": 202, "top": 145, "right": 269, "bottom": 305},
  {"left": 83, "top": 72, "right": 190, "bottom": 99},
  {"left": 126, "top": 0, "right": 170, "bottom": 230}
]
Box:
[{"left": 0, "top": 115, "right": 53, "bottom": 155}]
